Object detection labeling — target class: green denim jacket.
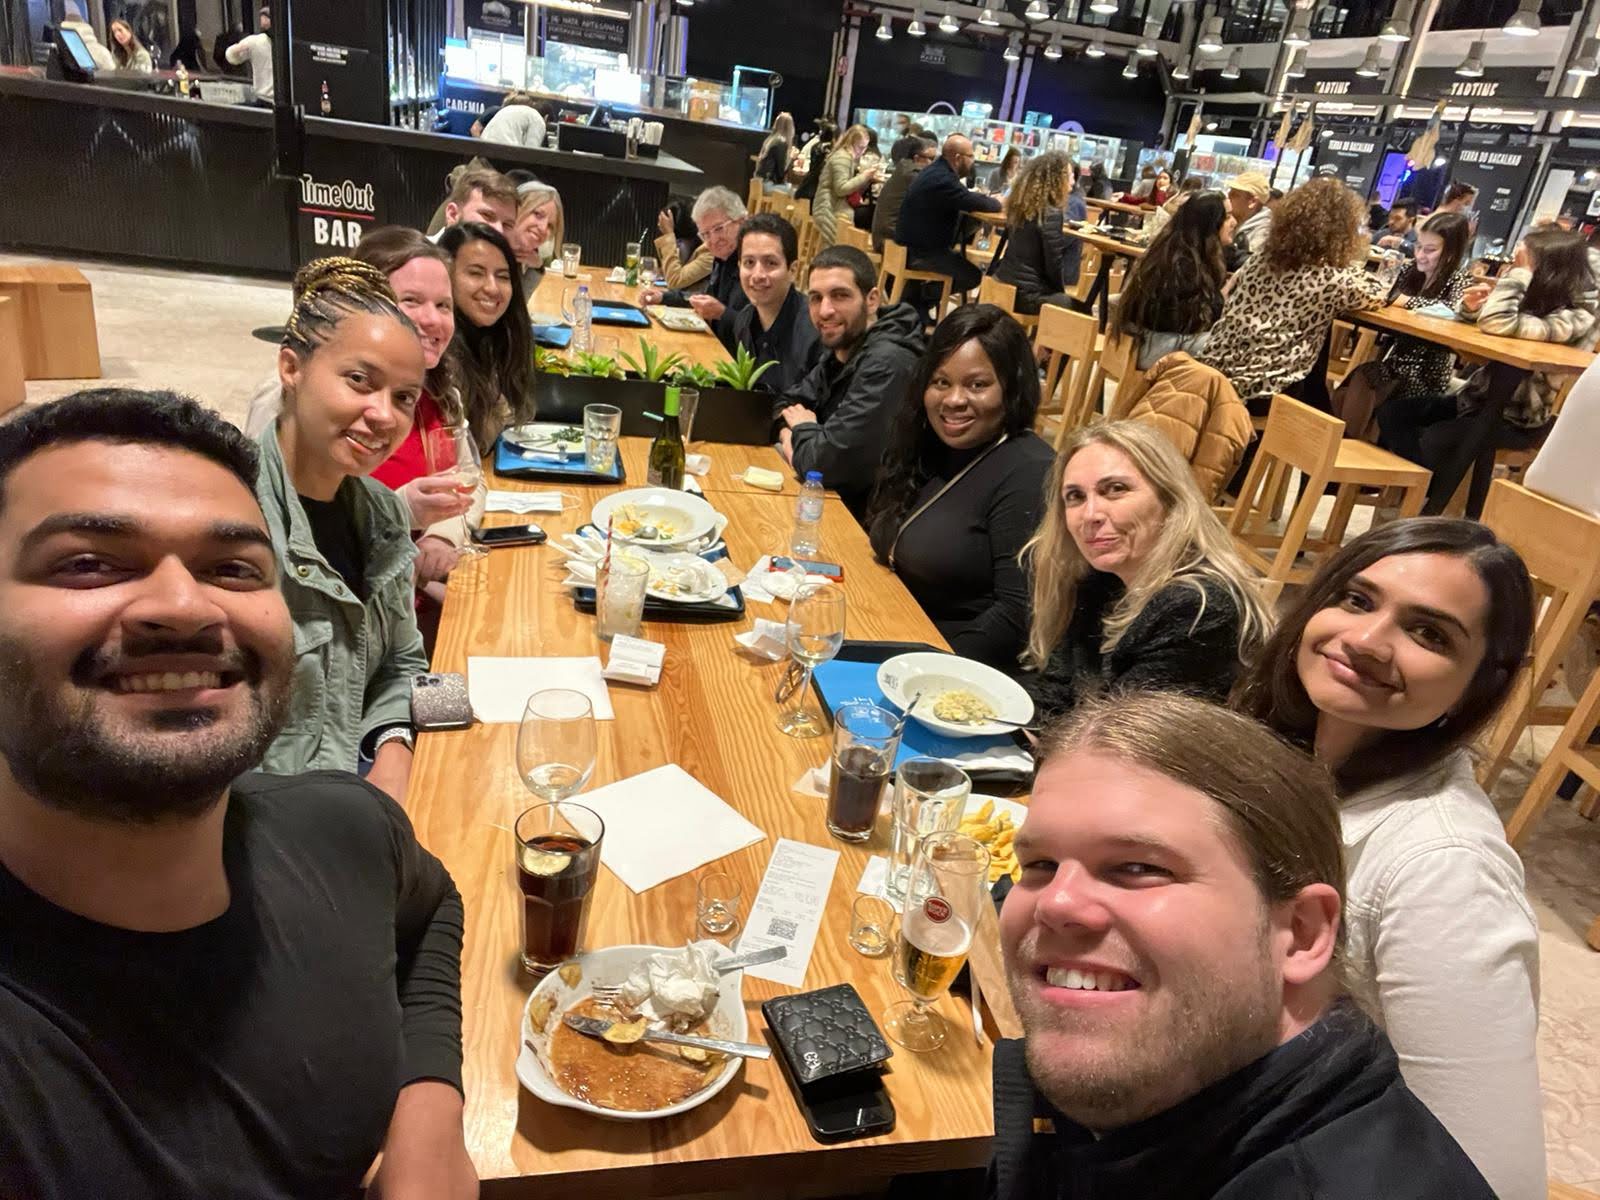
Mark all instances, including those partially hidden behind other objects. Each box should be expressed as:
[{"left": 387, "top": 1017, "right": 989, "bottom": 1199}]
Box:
[{"left": 254, "top": 428, "right": 428, "bottom": 773}]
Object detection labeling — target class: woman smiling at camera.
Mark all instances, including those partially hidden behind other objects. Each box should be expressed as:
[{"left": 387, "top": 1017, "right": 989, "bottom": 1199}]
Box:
[
  {"left": 436, "top": 221, "right": 534, "bottom": 453},
  {"left": 1020, "top": 420, "right": 1269, "bottom": 723},
  {"left": 866, "top": 305, "right": 1053, "bottom": 671},
  {"left": 1234, "top": 518, "right": 1542, "bottom": 1200},
  {"left": 255, "top": 258, "right": 430, "bottom": 803}
]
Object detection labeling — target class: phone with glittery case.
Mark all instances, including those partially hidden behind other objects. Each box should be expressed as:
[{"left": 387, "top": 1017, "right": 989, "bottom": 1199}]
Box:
[{"left": 410, "top": 673, "right": 473, "bottom": 731}]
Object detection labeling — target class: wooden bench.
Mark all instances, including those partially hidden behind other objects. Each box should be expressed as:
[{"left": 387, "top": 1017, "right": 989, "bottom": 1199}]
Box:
[{"left": 0, "top": 264, "right": 102, "bottom": 380}]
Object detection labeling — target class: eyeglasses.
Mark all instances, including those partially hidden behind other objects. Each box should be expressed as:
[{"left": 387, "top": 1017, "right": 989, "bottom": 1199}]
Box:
[{"left": 698, "top": 217, "right": 737, "bottom": 241}]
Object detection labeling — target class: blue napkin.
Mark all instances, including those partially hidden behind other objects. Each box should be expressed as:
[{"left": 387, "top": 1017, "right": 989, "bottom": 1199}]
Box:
[
  {"left": 1412, "top": 302, "right": 1459, "bottom": 321},
  {"left": 812, "top": 658, "right": 1022, "bottom": 767},
  {"left": 494, "top": 437, "right": 623, "bottom": 481}
]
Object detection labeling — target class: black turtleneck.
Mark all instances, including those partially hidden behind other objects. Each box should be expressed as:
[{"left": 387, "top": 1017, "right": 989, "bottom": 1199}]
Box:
[{"left": 988, "top": 1003, "right": 1495, "bottom": 1200}]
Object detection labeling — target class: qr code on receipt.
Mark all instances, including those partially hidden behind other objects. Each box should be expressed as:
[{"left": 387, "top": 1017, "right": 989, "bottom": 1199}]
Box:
[{"left": 766, "top": 916, "right": 799, "bottom": 940}]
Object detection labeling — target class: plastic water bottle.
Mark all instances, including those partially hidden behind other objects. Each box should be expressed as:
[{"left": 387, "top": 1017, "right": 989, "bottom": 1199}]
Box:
[
  {"left": 791, "top": 472, "right": 824, "bottom": 557},
  {"left": 571, "top": 285, "right": 593, "bottom": 354}
]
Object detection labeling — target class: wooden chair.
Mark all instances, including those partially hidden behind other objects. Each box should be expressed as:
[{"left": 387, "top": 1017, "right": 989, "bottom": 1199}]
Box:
[
  {"left": 977, "top": 276, "right": 1039, "bottom": 333},
  {"left": 1224, "top": 395, "right": 1344, "bottom": 603},
  {"left": 879, "top": 239, "right": 952, "bottom": 316},
  {"left": 0, "top": 296, "right": 23, "bottom": 417},
  {"left": 1480, "top": 481, "right": 1600, "bottom": 809},
  {"left": 0, "top": 264, "right": 101, "bottom": 380},
  {"left": 1033, "top": 304, "right": 1099, "bottom": 441},
  {"left": 1070, "top": 245, "right": 1100, "bottom": 305},
  {"left": 835, "top": 224, "right": 882, "bottom": 276},
  {"left": 1085, "top": 324, "right": 1136, "bottom": 415},
  {"left": 1324, "top": 319, "right": 1379, "bottom": 390},
  {"left": 793, "top": 216, "right": 822, "bottom": 289},
  {"left": 1313, "top": 440, "right": 1432, "bottom": 551},
  {"left": 746, "top": 177, "right": 765, "bottom": 215}
]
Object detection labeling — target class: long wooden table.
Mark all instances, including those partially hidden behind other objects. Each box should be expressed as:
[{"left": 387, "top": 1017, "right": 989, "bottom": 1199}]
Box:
[
  {"left": 529, "top": 269, "right": 733, "bottom": 372},
  {"left": 408, "top": 441, "right": 996, "bottom": 1198},
  {"left": 1085, "top": 196, "right": 1147, "bottom": 217},
  {"left": 1345, "top": 302, "right": 1597, "bottom": 376}
]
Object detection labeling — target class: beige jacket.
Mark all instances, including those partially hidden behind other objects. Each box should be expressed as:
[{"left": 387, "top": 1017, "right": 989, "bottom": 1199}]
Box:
[
  {"left": 654, "top": 231, "right": 713, "bottom": 291},
  {"left": 812, "top": 149, "right": 875, "bottom": 249},
  {"left": 1110, "top": 352, "right": 1253, "bottom": 502}
]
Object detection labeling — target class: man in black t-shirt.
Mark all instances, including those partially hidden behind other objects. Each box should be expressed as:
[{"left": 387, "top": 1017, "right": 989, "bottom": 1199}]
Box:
[{"left": 0, "top": 390, "right": 474, "bottom": 1200}]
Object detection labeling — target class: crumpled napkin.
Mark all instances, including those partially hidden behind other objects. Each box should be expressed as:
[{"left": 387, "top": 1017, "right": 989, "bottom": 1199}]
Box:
[
  {"left": 618, "top": 941, "right": 721, "bottom": 1023},
  {"left": 486, "top": 489, "right": 565, "bottom": 514},
  {"left": 734, "top": 617, "right": 790, "bottom": 660}
]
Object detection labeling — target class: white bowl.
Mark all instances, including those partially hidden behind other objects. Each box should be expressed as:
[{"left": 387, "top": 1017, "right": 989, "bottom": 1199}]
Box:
[
  {"left": 644, "top": 552, "right": 730, "bottom": 604},
  {"left": 591, "top": 488, "right": 719, "bottom": 548},
  {"left": 877, "top": 652, "right": 1035, "bottom": 739},
  {"left": 515, "top": 943, "right": 748, "bottom": 1121}
]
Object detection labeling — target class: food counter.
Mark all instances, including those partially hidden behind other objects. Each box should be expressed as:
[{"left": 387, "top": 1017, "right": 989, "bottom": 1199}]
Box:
[{"left": 0, "top": 70, "right": 703, "bottom": 276}]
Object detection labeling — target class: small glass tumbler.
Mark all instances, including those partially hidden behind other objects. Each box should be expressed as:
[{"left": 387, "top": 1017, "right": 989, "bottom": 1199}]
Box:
[
  {"left": 849, "top": 894, "right": 895, "bottom": 958},
  {"left": 596, "top": 554, "right": 649, "bottom": 642},
  {"left": 696, "top": 871, "right": 742, "bottom": 936}
]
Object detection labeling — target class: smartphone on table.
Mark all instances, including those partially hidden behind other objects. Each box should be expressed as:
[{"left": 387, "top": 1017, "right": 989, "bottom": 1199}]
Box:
[
  {"left": 769, "top": 555, "right": 844, "bottom": 581},
  {"left": 472, "top": 523, "right": 547, "bottom": 547}
]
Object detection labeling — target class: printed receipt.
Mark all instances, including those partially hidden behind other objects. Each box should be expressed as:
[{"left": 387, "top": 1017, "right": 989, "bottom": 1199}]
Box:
[{"left": 738, "top": 837, "right": 840, "bottom": 988}]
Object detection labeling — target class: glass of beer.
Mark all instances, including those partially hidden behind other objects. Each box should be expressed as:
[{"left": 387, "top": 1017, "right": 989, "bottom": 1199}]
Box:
[
  {"left": 885, "top": 832, "right": 990, "bottom": 1051},
  {"left": 826, "top": 701, "right": 901, "bottom": 842},
  {"left": 514, "top": 801, "right": 605, "bottom": 975}
]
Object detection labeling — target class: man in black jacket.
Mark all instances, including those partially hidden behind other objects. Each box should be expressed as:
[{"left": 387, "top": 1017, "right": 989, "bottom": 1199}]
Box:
[
  {"left": 728, "top": 212, "right": 820, "bottom": 395},
  {"left": 873, "top": 137, "right": 936, "bottom": 253},
  {"left": 992, "top": 692, "right": 1494, "bottom": 1200},
  {"left": 774, "top": 245, "right": 925, "bottom": 516},
  {"left": 894, "top": 133, "right": 1002, "bottom": 296},
  {"left": 641, "top": 184, "right": 751, "bottom": 346},
  {"left": 0, "top": 391, "right": 474, "bottom": 1200}
]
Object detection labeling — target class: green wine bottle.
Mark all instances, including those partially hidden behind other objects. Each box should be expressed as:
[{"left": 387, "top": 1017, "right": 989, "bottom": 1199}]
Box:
[{"left": 647, "top": 385, "right": 686, "bottom": 489}]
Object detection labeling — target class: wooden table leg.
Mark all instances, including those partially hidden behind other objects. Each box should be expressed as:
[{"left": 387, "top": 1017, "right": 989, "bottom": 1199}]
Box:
[
  {"left": 1396, "top": 479, "right": 1429, "bottom": 518},
  {"left": 1323, "top": 483, "right": 1360, "bottom": 548}
]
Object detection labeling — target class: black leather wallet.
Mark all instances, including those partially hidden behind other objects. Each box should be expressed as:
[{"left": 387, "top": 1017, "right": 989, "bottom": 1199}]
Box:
[{"left": 761, "top": 983, "right": 893, "bottom": 1086}]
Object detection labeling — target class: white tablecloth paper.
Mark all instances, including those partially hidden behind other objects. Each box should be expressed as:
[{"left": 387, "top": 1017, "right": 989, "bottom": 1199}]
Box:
[
  {"left": 580, "top": 764, "right": 766, "bottom": 892},
  {"left": 466, "top": 656, "right": 614, "bottom": 723},
  {"left": 737, "top": 837, "right": 840, "bottom": 987}
]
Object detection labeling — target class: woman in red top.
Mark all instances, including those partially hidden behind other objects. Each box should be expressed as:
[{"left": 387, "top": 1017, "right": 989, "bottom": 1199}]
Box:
[{"left": 353, "top": 227, "right": 475, "bottom": 586}]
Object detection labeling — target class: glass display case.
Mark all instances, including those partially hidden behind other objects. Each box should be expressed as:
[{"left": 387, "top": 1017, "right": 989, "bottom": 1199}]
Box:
[{"left": 855, "top": 107, "right": 1132, "bottom": 184}]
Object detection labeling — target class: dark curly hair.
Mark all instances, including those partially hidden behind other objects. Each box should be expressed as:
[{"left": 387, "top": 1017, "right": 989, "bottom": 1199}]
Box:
[
  {"left": 1262, "top": 176, "right": 1367, "bottom": 273},
  {"left": 865, "top": 304, "right": 1039, "bottom": 557}
]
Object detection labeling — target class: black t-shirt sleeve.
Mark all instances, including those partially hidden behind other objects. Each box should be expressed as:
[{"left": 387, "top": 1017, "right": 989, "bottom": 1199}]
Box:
[{"left": 380, "top": 793, "right": 466, "bottom": 1094}]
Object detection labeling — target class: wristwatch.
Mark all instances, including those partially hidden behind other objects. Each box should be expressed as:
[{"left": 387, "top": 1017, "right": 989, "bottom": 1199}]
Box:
[{"left": 371, "top": 724, "right": 416, "bottom": 755}]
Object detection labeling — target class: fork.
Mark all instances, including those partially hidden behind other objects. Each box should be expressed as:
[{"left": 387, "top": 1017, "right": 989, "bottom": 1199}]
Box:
[{"left": 585, "top": 945, "right": 788, "bottom": 1004}]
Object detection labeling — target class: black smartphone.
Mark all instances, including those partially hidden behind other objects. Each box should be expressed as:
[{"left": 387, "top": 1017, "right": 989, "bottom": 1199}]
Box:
[
  {"left": 769, "top": 555, "right": 844, "bottom": 580},
  {"left": 472, "top": 523, "right": 547, "bottom": 547},
  {"left": 773, "top": 1055, "right": 895, "bottom": 1144}
]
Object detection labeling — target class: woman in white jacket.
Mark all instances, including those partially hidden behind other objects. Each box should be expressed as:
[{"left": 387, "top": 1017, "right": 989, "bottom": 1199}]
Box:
[{"left": 1235, "top": 517, "right": 1544, "bottom": 1200}]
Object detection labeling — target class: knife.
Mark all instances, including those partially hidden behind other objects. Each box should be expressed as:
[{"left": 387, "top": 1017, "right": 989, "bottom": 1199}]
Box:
[
  {"left": 713, "top": 944, "right": 787, "bottom": 974},
  {"left": 562, "top": 1013, "right": 772, "bottom": 1059}
]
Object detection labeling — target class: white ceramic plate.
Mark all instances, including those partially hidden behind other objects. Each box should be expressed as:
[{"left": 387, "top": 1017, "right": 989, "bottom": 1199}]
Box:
[
  {"left": 503, "top": 421, "right": 585, "bottom": 457},
  {"left": 646, "top": 305, "right": 711, "bottom": 333},
  {"left": 645, "top": 553, "right": 730, "bottom": 604},
  {"left": 591, "top": 488, "right": 719, "bottom": 548},
  {"left": 877, "top": 652, "right": 1034, "bottom": 739},
  {"left": 515, "top": 944, "right": 747, "bottom": 1121}
]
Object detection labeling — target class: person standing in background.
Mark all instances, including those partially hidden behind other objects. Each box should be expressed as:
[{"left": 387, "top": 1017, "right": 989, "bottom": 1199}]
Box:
[
  {"left": 480, "top": 93, "right": 550, "bottom": 150},
  {"left": 108, "top": 19, "right": 153, "bottom": 72},
  {"left": 224, "top": 4, "right": 274, "bottom": 103},
  {"left": 812, "top": 124, "right": 881, "bottom": 250}
]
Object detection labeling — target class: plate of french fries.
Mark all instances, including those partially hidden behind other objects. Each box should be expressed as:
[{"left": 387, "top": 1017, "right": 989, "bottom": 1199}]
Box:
[{"left": 958, "top": 795, "right": 1030, "bottom": 885}]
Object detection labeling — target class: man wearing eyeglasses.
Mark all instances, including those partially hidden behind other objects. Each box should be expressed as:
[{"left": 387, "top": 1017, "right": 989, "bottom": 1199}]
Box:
[
  {"left": 641, "top": 185, "right": 751, "bottom": 345},
  {"left": 894, "top": 133, "right": 1003, "bottom": 302}
]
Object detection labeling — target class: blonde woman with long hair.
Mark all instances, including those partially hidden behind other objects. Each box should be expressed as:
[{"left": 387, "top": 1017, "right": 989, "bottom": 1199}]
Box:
[
  {"left": 755, "top": 112, "right": 797, "bottom": 185},
  {"left": 510, "top": 180, "right": 563, "bottom": 292},
  {"left": 1021, "top": 421, "right": 1270, "bottom": 722},
  {"left": 812, "top": 123, "right": 881, "bottom": 249},
  {"left": 992, "top": 151, "right": 1087, "bottom": 314}
]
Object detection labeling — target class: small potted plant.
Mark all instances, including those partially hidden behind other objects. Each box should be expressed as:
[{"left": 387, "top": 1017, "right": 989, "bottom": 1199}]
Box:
[
  {"left": 670, "top": 345, "right": 782, "bottom": 446},
  {"left": 532, "top": 343, "right": 667, "bottom": 429}
]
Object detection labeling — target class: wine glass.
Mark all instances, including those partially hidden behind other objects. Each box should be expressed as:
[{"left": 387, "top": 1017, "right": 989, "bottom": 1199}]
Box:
[
  {"left": 776, "top": 581, "right": 846, "bottom": 738},
  {"left": 422, "top": 423, "right": 486, "bottom": 560},
  {"left": 885, "top": 832, "right": 990, "bottom": 1052},
  {"left": 516, "top": 689, "right": 598, "bottom": 802}
]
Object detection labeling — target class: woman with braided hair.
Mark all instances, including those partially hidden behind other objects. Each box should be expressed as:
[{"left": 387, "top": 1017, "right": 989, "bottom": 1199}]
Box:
[{"left": 254, "top": 256, "right": 430, "bottom": 803}]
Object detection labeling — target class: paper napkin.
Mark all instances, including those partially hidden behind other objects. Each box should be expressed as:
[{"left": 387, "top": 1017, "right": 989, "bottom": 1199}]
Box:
[
  {"left": 466, "top": 656, "right": 614, "bottom": 723},
  {"left": 603, "top": 635, "right": 665, "bottom": 686}
]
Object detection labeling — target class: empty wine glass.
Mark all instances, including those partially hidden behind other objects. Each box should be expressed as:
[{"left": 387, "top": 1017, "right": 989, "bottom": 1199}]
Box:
[
  {"left": 422, "top": 423, "right": 486, "bottom": 560},
  {"left": 516, "top": 689, "right": 598, "bottom": 802},
  {"left": 776, "top": 581, "right": 846, "bottom": 738}
]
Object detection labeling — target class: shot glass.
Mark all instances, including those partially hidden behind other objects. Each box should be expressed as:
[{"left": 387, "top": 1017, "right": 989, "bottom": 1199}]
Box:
[
  {"left": 561, "top": 242, "right": 581, "bottom": 278},
  {"left": 696, "top": 870, "right": 742, "bottom": 936},
  {"left": 596, "top": 554, "right": 649, "bottom": 642},
  {"left": 849, "top": 894, "right": 895, "bottom": 958},
  {"left": 583, "top": 403, "right": 622, "bottom": 474},
  {"left": 640, "top": 255, "right": 660, "bottom": 285}
]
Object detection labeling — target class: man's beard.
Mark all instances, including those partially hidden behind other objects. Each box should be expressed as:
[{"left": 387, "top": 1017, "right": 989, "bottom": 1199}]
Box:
[
  {"left": 1014, "top": 924, "right": 1282, "bottom": 1131},
  {"left": 0, "top": 632, "right": 291, "bottom": 824}
]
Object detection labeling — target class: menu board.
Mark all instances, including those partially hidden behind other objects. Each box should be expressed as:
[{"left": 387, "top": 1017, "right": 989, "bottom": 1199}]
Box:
[
  {"left": 1452, "top": 145, "right": 1541, "bottom": 251},
  {"left": 466, "top": 0, "right": 526, "bottom": 38},
  {"left": 1313, "top": 129, "right": 1386, "bottom": 200},
  {"left": 545, "top": 8, "right": 630, "bottom": 53}
]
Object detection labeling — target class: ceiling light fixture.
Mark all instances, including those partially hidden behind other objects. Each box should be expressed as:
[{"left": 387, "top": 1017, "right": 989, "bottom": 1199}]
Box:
[
  {"left": 1043, "top": 32, "right": 1063, "bottom": 58},
  {"left": 1355, "top": 42, "right": 1384, "bottom": 76},
  {"left": 1285, "top": 48, "right": 1305, "bottom": 78},
  {"left": 1136, "top": 34, "right": 1159, "bottom": 56},
  {"left": 1220, "top": 48, "right": 1242, "bottom": 79},
  {"left": 1569, "top": 35, "right": 1600, "bottom": 77},
  {"left": 1089, "top": 0, "right": 1119, "bottom": 14},
  {"left": 938, "top": 4, "right": 960, "bottom": 32},
  {"left": 1378, "top": 0, "right": 1414, "bottom": 43},
  {"left": 1123, "top": 58, "right": 1140, "bottom": 78},
  {"left": 1004, "top": 32, "right": 1021, "bottom": 60},
  {"left": 978, "top": 5, "right": 1000, "bottom": 25},
  {"left": 876, "top": 12, "right": 893, "bottom": 40},
  {"left": 1171, "top": 53, "right": 1192, "bottom": 80},
  {"left": 907, "top": 8, "right": 927, "bottom": 35},
  {"left": 1198, "top": 16, "right": 1225, "bottom": 52},
  {"left": 1455, "top": 38, "right": 1486, "bottom": 77},
  {"left": 1284, "top": 11, "right": 1311, "bottom": 47},
  {"left": 1025, "top": 0, "right": 1049, "bottom": 19},
  {"left": 1503, "top": 0, "right": 1541, "bottom": 37}
]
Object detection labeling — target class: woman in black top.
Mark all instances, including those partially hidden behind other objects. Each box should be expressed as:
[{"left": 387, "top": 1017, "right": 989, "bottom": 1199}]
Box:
[
  {"left": 1112, "top": 191, "right": 1231, "bottom": 370},
  {"left": 867, "top": 305, "right": 1053, "bottom": 671},
  {"left": 1019, "top": 420, "right": 1271, "bottom": 723},
  {"left": 754, "top": 112, "right": 796, "bottom": 185},
  {"left": 992, "top": 152, "right": 1083, "bottom": 315}
]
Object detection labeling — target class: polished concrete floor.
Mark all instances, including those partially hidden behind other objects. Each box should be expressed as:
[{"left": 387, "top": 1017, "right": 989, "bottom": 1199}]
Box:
[{"left": 6, "top": 250, "right": 1600, "bottom": 1190}]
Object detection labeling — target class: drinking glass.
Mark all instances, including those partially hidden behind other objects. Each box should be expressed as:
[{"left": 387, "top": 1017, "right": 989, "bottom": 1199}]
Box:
[
  {"left": 422, "top": 423, "right": 486, "bottom": 559},
  {"left": 561, "top": 242, "right": 582, "bottom": 278},
  {"left": 849, "top": 894, "right": 895, "bottom": 957},
  {"left": 596, "top": 553, "right": 649, "bottom": 642},
  {"left": 514, "top": 801, "right": 605, "bottom": 974},
  {"left": 624, "top": 240, "right": 642, "bottom": 285},
  {"left": 887, "top": 759, "right": 971, "bottom": 902},
  {"left": 639, "top": 255, "right": 660, "bottom": 286},
  {"left": 776, "top": 581, "right": 846, "bottom": 738},
  {"left": 516, "top": 689, "right": 597, "bottom": 803},
  {"left": 885, "top": 832, "right": 989, "bottom": 1051},
  {"left": 826, "top": 701, "right": 901, "bottom": 843},
  {"left": 676, "top": 386, "right": 700, "bottom": 448},
  {"left": 695, "top": 871, "right": 742, "bottom": 936},
  {"left": 583, "top": 403, "right": 622, "bottom": 474}
]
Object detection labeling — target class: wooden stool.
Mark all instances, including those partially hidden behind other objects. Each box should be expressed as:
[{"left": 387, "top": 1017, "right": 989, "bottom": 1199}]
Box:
[
  {"left": 1032, "top": 304, "right": 1099, "bottom": 440},
  {"left": 977, "top": 276, "right": 1039, "bottom": 333},
  {"left": 794, "top": 217, "right": 822, "bottom": 289},
  {"left": 0, "top": 296, "right": 24, "bottom": 417},
  {"left": 1224, "top": 394, "right": 1344, "bottom": 603},
  {"left": 1480, "top": 481, "right": 1600, "bottom": 808},
  {"left": 0, "top": 265, "right": 102, "bottom": 380},
  {"left": 1312, "top": 440, "right": 1431, "bottom": 552},
  {"left": 880, "top": 239, "right": 952, "bottom": 318}
]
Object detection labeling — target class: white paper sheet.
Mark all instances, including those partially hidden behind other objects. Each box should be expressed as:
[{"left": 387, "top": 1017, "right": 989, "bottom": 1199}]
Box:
[
  {"left": 466, "top": 656, "right": 614, "bottom": 723},
  {"left": 485, "top": 490, "right": 565, "bottom": 513},
  {"left": 580, "top": 764, "right": 766, "bottom": 893},
  {"left": 738, "top": 838, "right": 840, "bottom": 987}
]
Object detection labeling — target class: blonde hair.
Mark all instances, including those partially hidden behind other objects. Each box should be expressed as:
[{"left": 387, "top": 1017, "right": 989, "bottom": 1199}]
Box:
[
  {"left": 1020, "top": 420, "right": 1271, "bottom": 669},
  {"left": 839, "top": 123, "right": 873, "bottom": 155},
  {"left": 1007, "top": 151, "right": 1074, "bottom": 229},
  {"left": 516, "top": 181, "right": 564, "bottom": 261},
  {"left": 757, "top": 112, "right": 797, "bottom": 163}
]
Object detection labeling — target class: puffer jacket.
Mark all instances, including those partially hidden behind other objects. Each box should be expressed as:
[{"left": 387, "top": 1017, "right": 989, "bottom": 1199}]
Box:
[
  {"left": 1111, "top": 351, "right": 1253, "bottom": 502},
  {"left": 813, "top": 148, "right": 876, "bottom": 249}
]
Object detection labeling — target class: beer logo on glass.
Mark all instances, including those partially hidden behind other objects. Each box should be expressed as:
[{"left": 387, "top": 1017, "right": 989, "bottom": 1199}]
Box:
[{"left": 924, "top": 896, "right": 952, "bottom": 924}]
